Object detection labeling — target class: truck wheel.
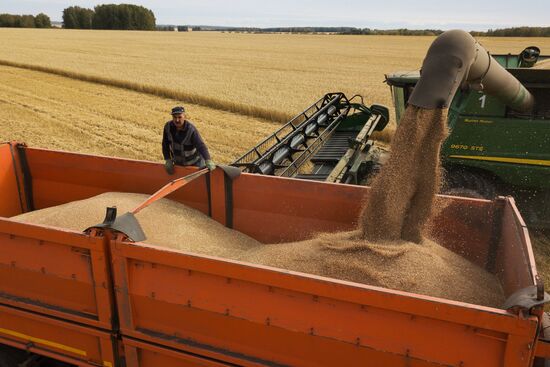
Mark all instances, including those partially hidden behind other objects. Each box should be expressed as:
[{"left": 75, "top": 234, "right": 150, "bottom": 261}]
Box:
[
  {"left": 0, "top": 345, "right": 27, "bottom": 367},
  {"left": 441, "top": 169, "right": 497, "bottom": 200}
]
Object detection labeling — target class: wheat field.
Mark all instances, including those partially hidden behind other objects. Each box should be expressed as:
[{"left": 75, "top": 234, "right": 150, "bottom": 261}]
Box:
[
  {"left": 2, "top": 29, "right": 549, "bottom": 160},
  {"left": 3, "top": 29, "right": 549, "bottom": 123},
  {"left": 0, "top": 64, "right": 279, "bottom": 163}
]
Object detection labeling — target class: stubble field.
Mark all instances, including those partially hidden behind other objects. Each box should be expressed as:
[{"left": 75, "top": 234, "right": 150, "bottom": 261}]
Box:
[{"left": 2, "top": 28, "right": 549, "bottom": 162}]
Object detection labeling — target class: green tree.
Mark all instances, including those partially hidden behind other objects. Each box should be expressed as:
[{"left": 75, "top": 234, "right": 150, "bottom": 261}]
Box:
[
  {"left": 63, "top": 7, "right": 79, "bottom": 28},
  {"left": 78, "top": 8, "right": 94, "bottom": 29},
  {"left": 34, "top": 13, "right": 51, "bottom": 28},
  {"left": 18, "top": 15, "right": 36, "bottom": 28},
  {"left": 0, "top": 14, "right": 17, "bottom": 27},
  {"left": 93, "top": 4, "right": 155, "bottom": 30},
  {"left": 63, "top": 6, "right": 94, "bottom": 29}
]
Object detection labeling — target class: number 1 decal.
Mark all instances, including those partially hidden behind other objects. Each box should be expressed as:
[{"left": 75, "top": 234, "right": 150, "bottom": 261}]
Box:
[{"left": 479, "top": 94, "right": 487, "bottom": 109}]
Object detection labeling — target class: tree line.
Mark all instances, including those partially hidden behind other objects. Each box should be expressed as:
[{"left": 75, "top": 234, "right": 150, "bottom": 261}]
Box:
[
  {"left": 63, "top": 4, "right": 155, "bottom": 30},
  {"left": 342, "top": 28, "right": 443, "bottom": 36},
  {"left": 343, "top": 27, "right": 550, "bottom": 37},
  {"left": 199, "top": 26, "right": 550, "bottom": 37},
  {"left": 471, "top": 27, "right": 550, "bottom": 37},
  {"left": 0, "top": 13, "right": 51, "bottom": 28}
]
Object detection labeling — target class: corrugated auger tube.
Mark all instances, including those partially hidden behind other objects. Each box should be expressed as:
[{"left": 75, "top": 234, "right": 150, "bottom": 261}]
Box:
[{"left": 409, "top": 29, "right": 534, "bottom": 112}]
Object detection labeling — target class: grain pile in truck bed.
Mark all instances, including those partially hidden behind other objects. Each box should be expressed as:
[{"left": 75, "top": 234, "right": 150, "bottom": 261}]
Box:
[
  {"left": 238, "top": 230, "right": 505, "bottom": 308},
  {"left": 11, "top": 192, "right": 505, "bottom": 307},
  {"left": 11, "top": 192, "right": 261, "bottom": 259}
]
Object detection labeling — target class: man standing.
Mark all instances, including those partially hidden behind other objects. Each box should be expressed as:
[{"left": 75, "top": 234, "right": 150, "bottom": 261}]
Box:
[{"left": 162, "top": 106, "right": 216, "bottom": 174}]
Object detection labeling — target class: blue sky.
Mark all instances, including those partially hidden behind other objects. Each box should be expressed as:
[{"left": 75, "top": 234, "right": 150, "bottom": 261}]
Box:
[{"left": 2, "top": 0, "right": 549, "bottom": 30}]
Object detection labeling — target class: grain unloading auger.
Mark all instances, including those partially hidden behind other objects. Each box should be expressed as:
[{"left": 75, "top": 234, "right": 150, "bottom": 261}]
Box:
[
  {"left": 408, "top": 30, "right": 534, "bottom": 111},
  {"left": 231, "top": 92, "right": 390, "bottom": 184}
]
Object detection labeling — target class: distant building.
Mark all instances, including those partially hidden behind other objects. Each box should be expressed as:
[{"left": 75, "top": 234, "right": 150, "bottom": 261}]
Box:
[
  {"left": 172, "top": 27, "right": 178, "bottom": 32},
  {"left": 173, "top": 26, "right": 195, "bottom": 32}
]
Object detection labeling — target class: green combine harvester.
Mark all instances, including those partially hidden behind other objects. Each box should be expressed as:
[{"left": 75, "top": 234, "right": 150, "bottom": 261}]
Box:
[
  {"left": 386, "top": 45, "right": 550, "bottom": 227},
  {"left": 233, "top": 33, "right": 550, "bottom": 228}
]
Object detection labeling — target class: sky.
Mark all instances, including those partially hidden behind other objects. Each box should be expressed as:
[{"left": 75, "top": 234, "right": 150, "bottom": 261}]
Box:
[{"left": 2, "top": 0, "right": 549, "bottom": 31}]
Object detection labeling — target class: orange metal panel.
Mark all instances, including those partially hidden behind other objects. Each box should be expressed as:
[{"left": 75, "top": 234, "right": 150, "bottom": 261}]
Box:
[
  {"left": 230, "top": 173, "right": 497, "bottom": 269},
  {"left": 0, "top": 143, "right": 24, "bottom": 217},
  {"left": 535, "top": 338, "right": 550, "bottom": 359},
  {"left": 0, "top": 219, "right": 113, "bottom": 328},
  {"left": 111, "top": 235, "right": 538, "bottom": 367},
  {"left": 24, "top": 147, "right": 209, "bottom": 214},
  {"left": 209, "top": 169, "right": 229, "bottom": 226},
  {"left": 0, "top": 304, "right": 115, "bottom": 366},
  {"left": 123, "top": 337, "right": 235, "bottom": 367},
  {"left": 495, "top": 198, "right": 538, "bottom": 296},
  {"left": 428, "top": 195, "right": 496, "bottom": 269},
  {"left": 231, "top": 174, "right": 364, "bottom": 243}
]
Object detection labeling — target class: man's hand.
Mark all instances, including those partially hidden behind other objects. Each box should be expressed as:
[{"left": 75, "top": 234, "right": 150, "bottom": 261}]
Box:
[
  {"left": 205, "top": 160, "right": 216, "bottom": 171},
  {"left": 164, "top": 159, "right": 175, "bottom": 175}
]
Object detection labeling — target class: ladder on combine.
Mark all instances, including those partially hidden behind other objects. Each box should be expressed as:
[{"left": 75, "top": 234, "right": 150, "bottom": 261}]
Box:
[{"left": 231, "top": 93, "right": 351, "bottom": 177}]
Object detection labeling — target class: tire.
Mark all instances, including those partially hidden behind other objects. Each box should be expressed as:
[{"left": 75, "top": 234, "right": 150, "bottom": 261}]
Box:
[
  {"left": 0, "top": 345, "right": 27, "bottom": 367},
  {"left": 441, "top": 168, "right": 498, "bottom": 200}
]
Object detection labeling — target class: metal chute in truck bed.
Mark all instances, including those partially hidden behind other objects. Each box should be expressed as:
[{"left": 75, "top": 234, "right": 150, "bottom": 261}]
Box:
[{"left": 1, "top": 141, "right": 550, "bottom": 366}]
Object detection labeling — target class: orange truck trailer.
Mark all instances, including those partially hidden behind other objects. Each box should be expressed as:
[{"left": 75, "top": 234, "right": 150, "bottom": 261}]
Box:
[{"left": 1, "top": 140, "right": 550, "bottom": 366}]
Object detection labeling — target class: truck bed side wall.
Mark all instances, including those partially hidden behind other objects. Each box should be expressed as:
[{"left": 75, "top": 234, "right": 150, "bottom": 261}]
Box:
[
  {"left": 23, "top": 148, "right": 209, "bottom": 214},
  {"left": 0, "top": 144, "right": 24, "bottom": 217},
  {"left": 0, "top": 219, "right": 113, "bottom": 328},
  {"left": 495, "top": 199, "right": 538, "bottom": 295},
  {"left": 111, "top": 170, "right": 538, "bottom": 367},
  {"left": 0, "top": 304, "right": 115, "bottom": 367}
]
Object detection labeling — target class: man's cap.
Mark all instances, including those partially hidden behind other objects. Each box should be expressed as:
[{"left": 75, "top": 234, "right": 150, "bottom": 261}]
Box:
[{"left": 171, "top": 106, "right": 185, "bottom": 115}]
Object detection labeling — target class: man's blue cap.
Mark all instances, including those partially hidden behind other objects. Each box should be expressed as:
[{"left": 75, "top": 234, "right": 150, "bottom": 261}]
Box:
[{"left": 171, "top": 106, "right": 185, "bottom": 115}]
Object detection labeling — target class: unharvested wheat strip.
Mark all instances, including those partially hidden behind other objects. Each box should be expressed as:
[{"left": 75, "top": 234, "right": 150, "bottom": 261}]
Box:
[{"left": 0, "top": 59, "right": 290, "bottom": 123}]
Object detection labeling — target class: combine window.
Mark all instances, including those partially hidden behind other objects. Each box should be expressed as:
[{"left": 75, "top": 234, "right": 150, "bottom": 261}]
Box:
[{"left": 506, "top": 68, "right": 550, "bottom": 119}]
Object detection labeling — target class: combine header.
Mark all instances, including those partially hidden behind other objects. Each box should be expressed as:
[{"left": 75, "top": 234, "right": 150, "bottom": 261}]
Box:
[{"left": 231, "top": 92, "right": 389, "bottom": 184}]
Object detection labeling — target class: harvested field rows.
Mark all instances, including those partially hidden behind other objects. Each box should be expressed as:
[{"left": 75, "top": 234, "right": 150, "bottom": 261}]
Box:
[
  {"left": 2, "top": 29, "right": 549, "bottom": 124},
  {"left": 0, "top": 65, "right": 279, "bottom": 162},
  {"left": 0, "top": 29, "right": 422, "bottom": 122},
  {"left": 1, "top": 30, "right": 549, "bottom": 125}
]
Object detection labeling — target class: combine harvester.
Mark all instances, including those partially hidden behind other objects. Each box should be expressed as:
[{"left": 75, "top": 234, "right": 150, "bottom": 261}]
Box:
[
  {"left": 233, "top": 32, "right": 550, "bottom": 227},
  {"left": 0, "top": 30, "right": 549, "bottom": 366}
]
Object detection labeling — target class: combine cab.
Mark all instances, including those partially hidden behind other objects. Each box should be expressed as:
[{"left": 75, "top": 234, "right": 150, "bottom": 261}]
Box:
[{"left": 231, "top": 92, "right": 389, "bottom": 184}]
